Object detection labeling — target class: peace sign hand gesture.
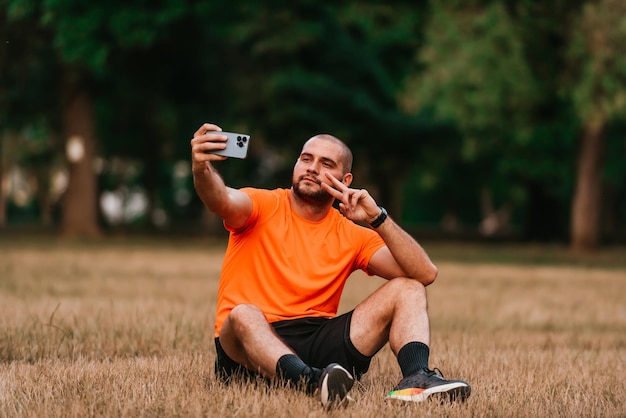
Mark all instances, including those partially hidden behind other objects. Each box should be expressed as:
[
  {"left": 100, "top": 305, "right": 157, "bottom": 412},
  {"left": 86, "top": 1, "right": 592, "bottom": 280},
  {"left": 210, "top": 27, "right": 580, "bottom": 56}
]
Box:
[{"left": 321, "top": 172, "right": 383, "bottom": 226}]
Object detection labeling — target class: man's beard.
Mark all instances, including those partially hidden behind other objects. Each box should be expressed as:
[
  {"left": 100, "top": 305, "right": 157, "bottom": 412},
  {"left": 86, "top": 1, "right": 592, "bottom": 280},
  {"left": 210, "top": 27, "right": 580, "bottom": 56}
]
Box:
[{"left": 292, "top": 175, "right": 334, "bottom": 206}]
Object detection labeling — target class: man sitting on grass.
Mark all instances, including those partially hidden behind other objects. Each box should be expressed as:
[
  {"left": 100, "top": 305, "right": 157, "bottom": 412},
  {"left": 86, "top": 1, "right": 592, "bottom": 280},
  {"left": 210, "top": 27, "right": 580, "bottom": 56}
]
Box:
[{"left": 191, "top": 123, "right": 471, "bottom": 408}]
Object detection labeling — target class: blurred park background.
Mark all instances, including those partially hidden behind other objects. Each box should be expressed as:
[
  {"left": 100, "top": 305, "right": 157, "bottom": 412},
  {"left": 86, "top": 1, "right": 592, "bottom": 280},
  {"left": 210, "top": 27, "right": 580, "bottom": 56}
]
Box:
[{"left": 1, "top": 0, "right": 625, "bottom": 251}]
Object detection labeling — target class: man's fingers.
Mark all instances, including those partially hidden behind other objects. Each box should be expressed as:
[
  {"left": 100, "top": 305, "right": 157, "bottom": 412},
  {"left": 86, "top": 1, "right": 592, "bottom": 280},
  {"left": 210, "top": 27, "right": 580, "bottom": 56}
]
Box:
[
  {"left": 350, "top": 191, "right": 361, "bottom": 209},
  {"left": 322, "top": 173, "right": 366, "bottom": 210},
  {"left": 321, "top": 182, "right": 343, "bottom": 199},
  {"left": 191, "top": 123, "right": 228, "bottom": 156},
  {"left": 194, "top": 123, "right": 222, "bottom": 137},
  {"left": 324, "top": 173, "right": 348, "bottom": 191}
]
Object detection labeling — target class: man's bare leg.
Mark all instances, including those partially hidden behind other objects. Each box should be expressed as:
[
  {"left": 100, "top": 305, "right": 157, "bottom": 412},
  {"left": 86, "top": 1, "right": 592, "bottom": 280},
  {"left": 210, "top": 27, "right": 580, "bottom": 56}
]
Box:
[
  {"left": 349, "top": 277, "right": 430, "bottom": 357},
  {"left": 217, "top": 303, "right": 355, "bottom": 407},
  {"left": 349, "top": 277, "right": 471, "bottom": 402},
  {"left": 218, "top": 304, "right": 293, "bottom": 377}
]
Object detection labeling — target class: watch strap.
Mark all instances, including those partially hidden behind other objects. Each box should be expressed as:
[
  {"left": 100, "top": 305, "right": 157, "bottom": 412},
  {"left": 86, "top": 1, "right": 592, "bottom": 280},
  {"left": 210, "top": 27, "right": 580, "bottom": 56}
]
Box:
[{"left": 369, "top": 206, "right": 388, "bottom": 228}]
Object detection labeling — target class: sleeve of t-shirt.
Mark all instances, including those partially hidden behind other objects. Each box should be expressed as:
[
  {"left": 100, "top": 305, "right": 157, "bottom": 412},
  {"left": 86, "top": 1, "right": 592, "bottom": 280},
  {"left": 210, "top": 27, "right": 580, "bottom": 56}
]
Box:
[
  {"left": 223, "top": 188, "right": 279, "bottom": 233},
  {"left": 352, "top": 225, "right": 386, "bottom": 275}
]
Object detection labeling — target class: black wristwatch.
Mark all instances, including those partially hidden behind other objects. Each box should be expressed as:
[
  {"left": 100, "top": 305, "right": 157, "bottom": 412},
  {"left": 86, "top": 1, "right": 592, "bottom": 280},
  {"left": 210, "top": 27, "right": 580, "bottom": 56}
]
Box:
[{"left": 369, "top": 206, "right": 388, "bottom": 228}]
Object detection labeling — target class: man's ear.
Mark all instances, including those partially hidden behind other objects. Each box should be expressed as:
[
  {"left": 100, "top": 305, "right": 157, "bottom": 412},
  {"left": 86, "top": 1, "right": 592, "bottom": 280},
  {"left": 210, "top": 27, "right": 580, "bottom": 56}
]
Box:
[{"left": 342, "top": 173, "right": 353, "bottom": 187}]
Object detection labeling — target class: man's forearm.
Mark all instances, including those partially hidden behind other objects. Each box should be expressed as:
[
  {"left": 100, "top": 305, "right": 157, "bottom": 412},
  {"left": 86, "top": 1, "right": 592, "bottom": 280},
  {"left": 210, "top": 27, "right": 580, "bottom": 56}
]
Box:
[
  {"left": 192, "top": 161, "right": 252, "bottom": 229},
  {"left": 193, "top": 163, "right": 229, "bottom": 215},
  {"left": 374, "top": 217, "right": 438, "bottom": 285}
]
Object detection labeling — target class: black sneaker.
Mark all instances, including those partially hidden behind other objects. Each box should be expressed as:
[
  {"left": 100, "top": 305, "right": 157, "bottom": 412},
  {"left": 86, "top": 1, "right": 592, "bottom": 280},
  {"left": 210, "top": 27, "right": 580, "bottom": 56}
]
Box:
[
  {"left": 315, "top": 363, "right": 355, "bottom": 408},
  {"left": 387, "top": 368, "right": 471, "bottom": 403}
]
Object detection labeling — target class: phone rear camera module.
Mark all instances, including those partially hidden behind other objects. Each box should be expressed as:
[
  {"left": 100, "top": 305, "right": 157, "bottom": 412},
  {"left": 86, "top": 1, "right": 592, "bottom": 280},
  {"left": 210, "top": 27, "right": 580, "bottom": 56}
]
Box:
[{"left": 235, "top": 135, "right": 248, "bottom": 148}]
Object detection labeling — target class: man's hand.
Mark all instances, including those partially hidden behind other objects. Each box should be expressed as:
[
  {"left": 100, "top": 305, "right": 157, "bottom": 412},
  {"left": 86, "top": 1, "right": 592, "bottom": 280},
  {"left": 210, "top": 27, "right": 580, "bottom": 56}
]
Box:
[
  {"left": 190, "top": 123, "right": 229, "bottom": 173},
  {"left": 321, "top": 173, "right": 382, "bottom": 225},
  {"left": 190, "top": 123, "right": 253, "bottom": 229}
]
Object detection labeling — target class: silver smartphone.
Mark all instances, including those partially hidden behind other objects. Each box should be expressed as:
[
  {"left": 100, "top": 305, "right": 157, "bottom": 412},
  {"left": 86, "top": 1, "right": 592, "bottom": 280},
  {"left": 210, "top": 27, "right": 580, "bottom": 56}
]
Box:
[{"left": 205, "top": 131, "right": 250, "bottom": 159}]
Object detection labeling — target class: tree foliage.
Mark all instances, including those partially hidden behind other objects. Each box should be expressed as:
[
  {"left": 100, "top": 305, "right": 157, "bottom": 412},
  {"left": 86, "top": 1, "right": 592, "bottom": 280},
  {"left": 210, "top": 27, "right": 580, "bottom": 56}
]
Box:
[
  {"left": 400, "top": 0, "right": 626, "bottom": 245},
  {"left": 403, "top": 2, "right": 538, "bottom": 140},
  {"left": 566, "top": 0, "right": 626, "bottom": 122},
  {"left": 1, "top": 0, "right": 625, "bottom": 246}
]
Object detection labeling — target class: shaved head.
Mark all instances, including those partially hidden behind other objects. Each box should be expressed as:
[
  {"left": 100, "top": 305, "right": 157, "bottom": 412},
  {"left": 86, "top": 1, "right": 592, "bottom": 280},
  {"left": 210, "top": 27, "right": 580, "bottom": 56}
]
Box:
[{"left": 305, "top": 134, "right": 353, "bottom": 174}]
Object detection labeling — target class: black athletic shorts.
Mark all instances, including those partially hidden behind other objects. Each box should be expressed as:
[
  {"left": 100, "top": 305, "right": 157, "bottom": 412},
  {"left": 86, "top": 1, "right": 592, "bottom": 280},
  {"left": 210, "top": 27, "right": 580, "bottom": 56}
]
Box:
[{"left": 214, "top": 310, "right": 372, "bottom": 381}]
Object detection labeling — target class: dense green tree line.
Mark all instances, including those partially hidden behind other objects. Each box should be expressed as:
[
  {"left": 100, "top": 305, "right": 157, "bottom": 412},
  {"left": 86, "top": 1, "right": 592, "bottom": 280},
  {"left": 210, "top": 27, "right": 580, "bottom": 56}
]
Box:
[{"left": 1, "top": 0, "right": 625, "bottom": 249}]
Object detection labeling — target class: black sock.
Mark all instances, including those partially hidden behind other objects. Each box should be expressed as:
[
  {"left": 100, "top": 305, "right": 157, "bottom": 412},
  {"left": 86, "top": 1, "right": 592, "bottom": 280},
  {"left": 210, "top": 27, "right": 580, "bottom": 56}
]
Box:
[
  {"left": 397, "top": 342, "right": 430, "bottom": 378},
  {"left": 276, "top": 354, "right": 310, "bottom": 384}
]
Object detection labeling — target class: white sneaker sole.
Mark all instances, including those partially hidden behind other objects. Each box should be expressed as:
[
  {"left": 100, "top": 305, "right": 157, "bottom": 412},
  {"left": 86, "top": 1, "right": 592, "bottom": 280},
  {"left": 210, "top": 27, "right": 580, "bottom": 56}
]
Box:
[{"left": 387, "top": 381, "right": 471, "bottom": 402}]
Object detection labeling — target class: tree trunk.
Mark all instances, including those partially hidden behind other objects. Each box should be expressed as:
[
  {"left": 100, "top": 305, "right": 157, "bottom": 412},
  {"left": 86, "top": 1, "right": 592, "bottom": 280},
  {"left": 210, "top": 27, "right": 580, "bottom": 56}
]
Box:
[
  {"left": 60, "top": 76, "right": 100, "bottom": 238},
  {"left": 0, "top": 134, "right": 5, "bottom": 227},
  {"left": 570, "top": 115, "right": 605, "bottom": 251},
  {"left": 0, "top": 5, "right": 7, "bottom": 228}
]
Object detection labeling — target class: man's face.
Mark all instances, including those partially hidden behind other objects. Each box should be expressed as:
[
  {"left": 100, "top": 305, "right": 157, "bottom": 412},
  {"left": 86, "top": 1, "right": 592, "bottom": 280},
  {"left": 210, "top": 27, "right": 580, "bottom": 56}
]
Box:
[{"left": 292, "top": 138, "right": 350, "bottom": 205}]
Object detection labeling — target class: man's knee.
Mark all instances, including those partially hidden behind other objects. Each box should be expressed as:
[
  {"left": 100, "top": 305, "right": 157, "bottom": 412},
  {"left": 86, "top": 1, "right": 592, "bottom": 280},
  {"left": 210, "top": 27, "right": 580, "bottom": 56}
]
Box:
[
  {"left": 386, "top": 277, "right": 428, "bottom": 306},
  {"left": 226, "top": 304, "right": 266, "bottom": 331}
]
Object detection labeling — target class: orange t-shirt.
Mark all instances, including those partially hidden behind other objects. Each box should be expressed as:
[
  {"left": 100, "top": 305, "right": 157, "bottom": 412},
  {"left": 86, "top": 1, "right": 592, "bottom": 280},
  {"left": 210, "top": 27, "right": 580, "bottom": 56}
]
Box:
[{"left": 214, "top": 188, "right": 385, "bottom": 336}]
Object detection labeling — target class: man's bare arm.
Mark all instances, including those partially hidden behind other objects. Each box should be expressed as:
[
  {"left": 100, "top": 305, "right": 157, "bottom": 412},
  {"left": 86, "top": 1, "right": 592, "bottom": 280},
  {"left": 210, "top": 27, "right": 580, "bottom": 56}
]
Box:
[
  {"left": 366, "top": 219, "right": 438, "bottom": 286},
  {"left": 321, "top": 172, "right": 437, "bottom": 286},
  {"left": 191, "top": 123, "right": 252, "bottom": 229}
]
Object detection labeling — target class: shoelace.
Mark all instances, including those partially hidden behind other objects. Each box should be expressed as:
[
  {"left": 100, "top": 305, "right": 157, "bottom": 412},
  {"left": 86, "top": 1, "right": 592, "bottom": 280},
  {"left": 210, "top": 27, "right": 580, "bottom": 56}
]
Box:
[{"left": 423, "top": 367, "right": 445, "bottom": 379}]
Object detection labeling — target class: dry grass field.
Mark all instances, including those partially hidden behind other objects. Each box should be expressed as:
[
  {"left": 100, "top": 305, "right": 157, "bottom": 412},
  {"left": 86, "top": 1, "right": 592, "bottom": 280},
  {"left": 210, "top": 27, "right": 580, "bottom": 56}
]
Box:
[{"left": 1, "top": 237, "right": 624, "bottom": 417}]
